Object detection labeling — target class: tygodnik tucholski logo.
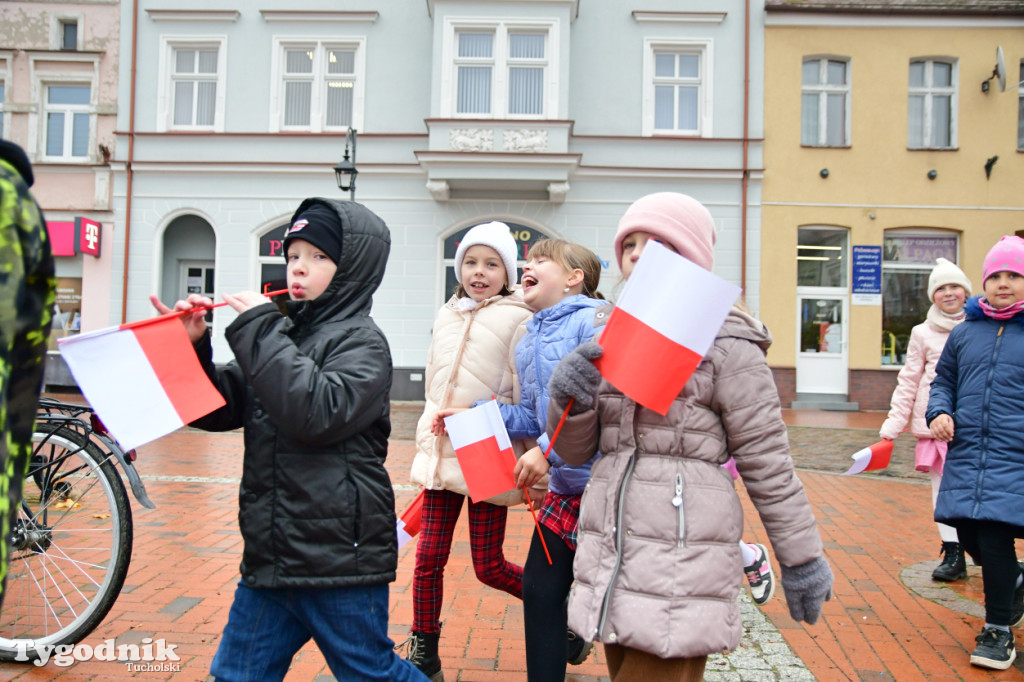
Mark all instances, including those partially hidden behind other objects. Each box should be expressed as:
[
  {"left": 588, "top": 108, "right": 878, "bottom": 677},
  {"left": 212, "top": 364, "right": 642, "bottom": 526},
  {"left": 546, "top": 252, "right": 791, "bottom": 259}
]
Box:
[{"left": 9, "top": 637, "right": 180, "bottom": 670}]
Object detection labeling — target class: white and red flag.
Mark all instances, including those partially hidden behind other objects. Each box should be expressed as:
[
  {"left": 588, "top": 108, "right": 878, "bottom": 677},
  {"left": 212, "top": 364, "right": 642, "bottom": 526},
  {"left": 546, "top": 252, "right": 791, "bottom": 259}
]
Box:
[
  {"left": 443, "top": 400, "right": 518, "bottom": 503},
  {"left": 58, "top": 315, "right": 226, "bottom": 450},
  {"left": 396, "top": 489, "right": 425, "bottom": 549},
  {"left": 595, "top": 241, "right": 741, "bottom": 415},
  {"left": 843, "top": 439, "right": 893, "bottom": 475}
]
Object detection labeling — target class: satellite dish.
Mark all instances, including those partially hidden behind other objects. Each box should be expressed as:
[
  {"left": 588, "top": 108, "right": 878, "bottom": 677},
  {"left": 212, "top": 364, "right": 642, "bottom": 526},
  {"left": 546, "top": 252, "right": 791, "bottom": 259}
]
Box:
[{"left": 996, "top": 45, "right": 1007, "bottom": 92}]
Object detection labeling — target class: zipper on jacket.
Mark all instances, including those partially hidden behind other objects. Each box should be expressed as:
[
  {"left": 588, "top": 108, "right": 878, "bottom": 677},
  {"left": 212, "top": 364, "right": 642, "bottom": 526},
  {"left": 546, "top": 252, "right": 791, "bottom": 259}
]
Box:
[
  {"left": 596, "top": 409, "right": 639, "bottom": 640},
  {"left": 673, "top": 473, "right": 685, "bottom": 547},
  {"left": 974, "top": 323, "right": 1004, "bottom": 517}
]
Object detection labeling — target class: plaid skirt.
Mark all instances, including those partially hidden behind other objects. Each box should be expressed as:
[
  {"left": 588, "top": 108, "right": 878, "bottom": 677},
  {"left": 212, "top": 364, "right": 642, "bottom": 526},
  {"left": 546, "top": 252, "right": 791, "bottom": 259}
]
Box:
[{"left": 537, "top": 491, "right": 581, "bottom": 551}]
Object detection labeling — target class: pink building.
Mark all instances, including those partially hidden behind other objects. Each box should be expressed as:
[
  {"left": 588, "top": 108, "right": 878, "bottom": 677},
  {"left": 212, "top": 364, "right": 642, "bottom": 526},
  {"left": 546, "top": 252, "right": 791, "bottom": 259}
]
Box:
[{"left": 0, "top": 1, "right": 119, "bottom": 386}]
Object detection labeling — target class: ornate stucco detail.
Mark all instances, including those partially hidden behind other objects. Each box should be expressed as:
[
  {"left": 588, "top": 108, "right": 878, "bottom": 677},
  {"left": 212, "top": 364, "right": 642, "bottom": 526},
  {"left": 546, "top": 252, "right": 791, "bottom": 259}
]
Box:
[
  {"left": 426, "top": 179, "right": 450, "bottom": 201},
  {"left": 449, "top": 129, "right": 494, "bottom": 151},
  {"left": 503, "top": 129, "right": 548, "bottom": 152},
  {"left": 547, "top": 182, "right": 570, "bottom": 203}
]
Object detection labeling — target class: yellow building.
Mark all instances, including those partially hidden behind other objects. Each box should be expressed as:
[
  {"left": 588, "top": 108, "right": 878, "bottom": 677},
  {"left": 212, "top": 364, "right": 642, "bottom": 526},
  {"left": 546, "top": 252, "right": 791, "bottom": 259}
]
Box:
[{"left": 763, "top": 0, "right": 1024, "bottom": 409}]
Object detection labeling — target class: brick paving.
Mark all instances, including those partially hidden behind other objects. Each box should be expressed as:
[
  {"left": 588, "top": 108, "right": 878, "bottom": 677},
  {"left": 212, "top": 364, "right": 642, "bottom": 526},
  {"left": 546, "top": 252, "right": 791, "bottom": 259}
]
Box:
[{"left": 0, "top": 400, "right": 1021, "bottom": 680}]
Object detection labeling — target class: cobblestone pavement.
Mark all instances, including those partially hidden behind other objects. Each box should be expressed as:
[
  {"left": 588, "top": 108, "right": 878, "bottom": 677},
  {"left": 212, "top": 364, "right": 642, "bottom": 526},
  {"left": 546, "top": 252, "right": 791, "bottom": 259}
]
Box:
[{"left": 0, "top": 400, "right": 1019, "bottom": 680}]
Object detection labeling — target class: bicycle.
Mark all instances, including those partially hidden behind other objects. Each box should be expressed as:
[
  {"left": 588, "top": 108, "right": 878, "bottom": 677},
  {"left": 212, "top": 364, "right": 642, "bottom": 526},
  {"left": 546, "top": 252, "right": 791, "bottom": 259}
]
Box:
[{"left": 0, "top": 397, "right": 155, "bottom": 662}]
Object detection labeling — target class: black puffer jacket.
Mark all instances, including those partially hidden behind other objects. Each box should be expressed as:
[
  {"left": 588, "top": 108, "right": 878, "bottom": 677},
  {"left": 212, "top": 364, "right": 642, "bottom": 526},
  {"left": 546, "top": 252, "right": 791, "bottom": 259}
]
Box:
[{"left": 192, "top": 198, "right": 396, "bottom": 589}]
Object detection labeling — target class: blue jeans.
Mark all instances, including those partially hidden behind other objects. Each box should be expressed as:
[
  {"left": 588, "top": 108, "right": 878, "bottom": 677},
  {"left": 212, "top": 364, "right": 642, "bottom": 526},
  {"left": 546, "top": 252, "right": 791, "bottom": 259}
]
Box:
[{"left": 210, "top": 581, "right": 427, "bottom": 682}]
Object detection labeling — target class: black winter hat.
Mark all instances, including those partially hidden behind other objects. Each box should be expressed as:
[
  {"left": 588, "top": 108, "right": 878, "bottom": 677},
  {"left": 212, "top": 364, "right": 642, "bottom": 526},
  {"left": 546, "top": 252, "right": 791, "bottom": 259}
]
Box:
[{"left": 283, "top": 202, "right": 343, "bottom": 264}]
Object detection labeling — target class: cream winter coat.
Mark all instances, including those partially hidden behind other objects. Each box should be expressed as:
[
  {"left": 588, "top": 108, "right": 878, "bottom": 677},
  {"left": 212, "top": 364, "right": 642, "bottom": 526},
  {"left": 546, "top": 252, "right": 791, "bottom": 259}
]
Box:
[
  {"left": 879, "top": 306, "right": 962, "bottom": 441},
  {"left": 549, "top": 308, "right": 824, "bottom": 658},
  {"left": 411, "top": 291, "right": 533, "bottom": 506}
]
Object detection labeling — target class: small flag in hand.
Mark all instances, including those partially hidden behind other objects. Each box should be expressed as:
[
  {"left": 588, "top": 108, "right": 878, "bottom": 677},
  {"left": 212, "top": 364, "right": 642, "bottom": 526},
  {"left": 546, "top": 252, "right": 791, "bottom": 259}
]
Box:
[
  {"left": 843, "top": 440, "right": 894, "bottom": 475},
  {"left": 397, "top": 489, "right": 425, "bottom": 549},
  {"left": 444, "top": 401, "right": 518, "bottom": 503},
  {"left": 595, "top": 241, "right": 740, "bottom": 415},
  {"left": 58, "top": 315, "right": 226, "bottom": 450}
]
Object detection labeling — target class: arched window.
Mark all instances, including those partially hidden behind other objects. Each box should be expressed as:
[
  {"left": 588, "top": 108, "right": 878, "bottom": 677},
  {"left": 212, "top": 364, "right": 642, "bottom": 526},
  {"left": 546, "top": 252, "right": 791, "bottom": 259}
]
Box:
[{"left": 441, "top": 222, "right": 549, "bottom": 301}]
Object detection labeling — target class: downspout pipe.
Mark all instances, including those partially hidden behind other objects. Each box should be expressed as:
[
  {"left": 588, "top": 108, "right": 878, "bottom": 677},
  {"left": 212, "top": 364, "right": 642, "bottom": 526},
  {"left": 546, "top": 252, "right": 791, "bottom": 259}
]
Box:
[
  {"left": 741, "top": 0, "right": 750, "bottom": 296},
  {"left": 121, "top": 0, "right": 139, "bottom": 323}
]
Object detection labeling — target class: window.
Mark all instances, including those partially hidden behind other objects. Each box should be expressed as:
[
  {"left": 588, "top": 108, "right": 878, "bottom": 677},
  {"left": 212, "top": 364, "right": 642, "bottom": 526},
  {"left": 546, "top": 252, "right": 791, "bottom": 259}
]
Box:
[
  {"left": 43, "top": 85, "right": 91, "bottom": 160},
  {"left": 442, "top": 19, "right": 557, "bottom": 119},
  {"left": 801, "top": 58, "right": 849, "bottom": 147},
  {"left": 643, "top": 39, "right": 711, "bottom": 137},
  {"left": 272, "top": 40, "right": 364, "bottom": 132},
  {"left": 158, "top": 38, "right": 226, "bottom": 132},
  {"left": 881, "top": 231, "right": 959, "bottom": 365},
  {"left": 908, "top": 59, "right": 956, "bottom": 149},
  {"left": 60, "top": 20, "right": 78, "bottom": 51},
  {"left": 797, "top": 227, "right": 847, "bottom": 288},
  {"left": 1018, "top": 61, "right": 1023, "bottom": 150},
  {"left": 442, "top": 222, "right": 547, "bottom": 302}
]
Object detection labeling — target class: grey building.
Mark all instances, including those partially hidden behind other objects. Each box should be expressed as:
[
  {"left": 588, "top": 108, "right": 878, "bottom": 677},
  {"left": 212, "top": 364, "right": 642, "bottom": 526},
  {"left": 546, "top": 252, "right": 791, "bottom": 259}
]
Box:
[{"left": 112, "top": 0, "right": 765, "bottom": 399}]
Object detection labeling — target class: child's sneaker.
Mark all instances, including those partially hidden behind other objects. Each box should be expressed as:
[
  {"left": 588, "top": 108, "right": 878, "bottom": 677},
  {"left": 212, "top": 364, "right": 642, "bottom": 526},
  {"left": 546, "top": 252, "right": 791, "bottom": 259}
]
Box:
[
  {"left": 744, "top": 543, "right": 776, "bottom": 606},
  {"left": 1012, "top": 561, "right": 1024, "bottom": 627},
  {"left": 971, "top": 626, "right": 1015, "bottom": 670}
]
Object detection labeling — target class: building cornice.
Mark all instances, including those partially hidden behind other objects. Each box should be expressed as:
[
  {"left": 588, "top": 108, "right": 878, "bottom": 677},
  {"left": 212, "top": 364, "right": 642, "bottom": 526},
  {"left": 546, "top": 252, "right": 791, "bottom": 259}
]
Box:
[
  {"left": 259, "top": 11, "right": 378, "bottom": 23},
  {"left": 145, "top": 10, "right": 240, "bottom": 22}
]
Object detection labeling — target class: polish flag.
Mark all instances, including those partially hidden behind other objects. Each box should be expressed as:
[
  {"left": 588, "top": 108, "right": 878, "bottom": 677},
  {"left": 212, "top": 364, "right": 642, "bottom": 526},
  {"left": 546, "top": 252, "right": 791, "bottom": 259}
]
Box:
[
  {"left": 595, "top": 241, "right": 741, "bottom": 415},
  {"left": 58, "top": 315, "right": 226, "bottom": 450},
  {"left": 443, "top": 400, "right": 518, "bottom": 503},
  {"left": 396, "top": 489, "right": 425, "bottom": 550},
  {"left": 843, "top": 440, "right": 894, "bottom": 475}
]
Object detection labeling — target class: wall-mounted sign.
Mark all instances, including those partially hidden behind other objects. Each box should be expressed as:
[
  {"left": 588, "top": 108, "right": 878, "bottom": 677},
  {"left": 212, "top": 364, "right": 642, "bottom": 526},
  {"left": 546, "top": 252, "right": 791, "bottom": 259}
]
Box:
[
  {"left": 46, "top": 218, "right": 102, "bottom": 258},
  {"left": 852, "top": 245, "right": 882, "bottom": 306}
]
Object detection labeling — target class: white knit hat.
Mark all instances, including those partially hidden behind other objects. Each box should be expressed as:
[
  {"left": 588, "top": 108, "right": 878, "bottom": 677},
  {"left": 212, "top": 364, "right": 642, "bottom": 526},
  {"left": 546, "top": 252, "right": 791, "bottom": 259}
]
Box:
[
  {"left": 454, "top": 221, "right": 519, "bottom": 287},
  {"left": 928, "top": 257, "right": 972, "bottom": 300}
]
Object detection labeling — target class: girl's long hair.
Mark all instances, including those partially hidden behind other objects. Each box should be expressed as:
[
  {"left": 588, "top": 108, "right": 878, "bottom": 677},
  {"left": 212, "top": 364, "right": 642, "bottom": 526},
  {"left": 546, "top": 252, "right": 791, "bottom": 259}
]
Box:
[{"left": 529, "top": 239, "right": 604, "bottom": 300}]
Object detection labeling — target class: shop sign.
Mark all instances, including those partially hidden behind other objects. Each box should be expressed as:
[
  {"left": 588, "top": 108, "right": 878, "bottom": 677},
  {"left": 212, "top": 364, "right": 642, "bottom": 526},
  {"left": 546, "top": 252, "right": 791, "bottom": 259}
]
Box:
[
  {"left": 46, "top": 218, "right": 102, "bottom": 258},
  {"left": 852, "top": 245, "right": 882, "bottom": 306},
  {"left": 77, "top": 217, "right": 101, "bottom": 257}
]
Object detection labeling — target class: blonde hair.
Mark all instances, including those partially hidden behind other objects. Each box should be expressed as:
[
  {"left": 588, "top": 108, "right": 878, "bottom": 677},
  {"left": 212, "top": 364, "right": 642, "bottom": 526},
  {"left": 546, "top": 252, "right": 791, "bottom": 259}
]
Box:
[{"left": 528, "top": 239, "right": 604, "bottom": 300}]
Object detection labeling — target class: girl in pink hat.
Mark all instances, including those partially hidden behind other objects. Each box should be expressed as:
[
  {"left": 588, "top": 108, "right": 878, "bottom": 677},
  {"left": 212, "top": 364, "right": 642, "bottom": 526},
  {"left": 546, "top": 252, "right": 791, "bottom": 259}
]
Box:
[{"left": 544, "top": 192, "right": 831, "bottom": 681}]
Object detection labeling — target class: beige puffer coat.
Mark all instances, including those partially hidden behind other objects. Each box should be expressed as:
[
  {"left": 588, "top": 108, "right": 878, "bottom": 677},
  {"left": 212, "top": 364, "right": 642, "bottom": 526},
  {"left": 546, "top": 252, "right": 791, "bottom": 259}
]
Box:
[
  {"left": 411, "top": 291, "right": 534, "bottom": 506},
  {"left": 550, "top": 308, "right": 824, "bottom": 658}
]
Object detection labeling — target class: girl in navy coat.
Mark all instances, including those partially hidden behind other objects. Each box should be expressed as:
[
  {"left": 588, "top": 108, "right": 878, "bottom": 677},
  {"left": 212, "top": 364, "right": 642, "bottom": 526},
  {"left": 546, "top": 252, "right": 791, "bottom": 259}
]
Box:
[{"left": 928, "top": 235, "right": 1024, "bottom": 671}]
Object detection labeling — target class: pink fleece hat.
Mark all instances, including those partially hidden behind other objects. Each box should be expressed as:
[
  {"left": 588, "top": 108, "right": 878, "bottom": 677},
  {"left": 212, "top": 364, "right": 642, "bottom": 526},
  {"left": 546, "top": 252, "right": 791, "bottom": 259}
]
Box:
[
  {"left": 982, "top": 235, "right": 1024, "bottom": 282},
  {"left": 614, "top": 192, "right": 717, "bottom": 271}
]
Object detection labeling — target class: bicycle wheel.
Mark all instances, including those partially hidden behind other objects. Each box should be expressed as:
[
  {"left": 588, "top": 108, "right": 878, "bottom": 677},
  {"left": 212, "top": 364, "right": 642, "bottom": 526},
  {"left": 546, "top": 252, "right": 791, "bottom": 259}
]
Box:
[{"left": 0, "top": 424, "right": 133, "bottom": 661}]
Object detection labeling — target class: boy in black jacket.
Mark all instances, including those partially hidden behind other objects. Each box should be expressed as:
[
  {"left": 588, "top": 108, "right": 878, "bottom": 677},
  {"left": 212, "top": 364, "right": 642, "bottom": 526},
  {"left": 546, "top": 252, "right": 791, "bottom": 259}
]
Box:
[{"left": 153, "top": 198, "right": 426, "bottom": 681}]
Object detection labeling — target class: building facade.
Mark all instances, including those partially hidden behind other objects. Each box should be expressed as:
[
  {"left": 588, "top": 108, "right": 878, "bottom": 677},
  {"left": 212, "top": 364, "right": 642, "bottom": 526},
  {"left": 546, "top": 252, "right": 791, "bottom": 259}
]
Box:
[
  {"left": 0, "top": 0, "right": 120, "bottom": 386},
  {"left": 763, "top": 0, "right": 1024, "bottom": 409},
  {"left": 109, "top": 0, "right": 766, "bottom": 399}
]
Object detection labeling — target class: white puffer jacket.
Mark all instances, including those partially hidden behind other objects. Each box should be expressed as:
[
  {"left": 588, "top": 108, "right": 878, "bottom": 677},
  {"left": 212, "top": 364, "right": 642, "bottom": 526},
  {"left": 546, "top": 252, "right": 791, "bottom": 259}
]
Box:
[
  {"left": 411, "top": 291, "right": 533, "bottom": 506},
  {"left": 550, "top": 308, "right": 824, "bottom": 658}
]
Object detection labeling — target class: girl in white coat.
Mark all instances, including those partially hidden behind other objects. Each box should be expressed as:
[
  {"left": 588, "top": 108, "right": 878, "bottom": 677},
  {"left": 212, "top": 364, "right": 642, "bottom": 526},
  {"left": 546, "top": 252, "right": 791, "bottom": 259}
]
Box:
[
  {"left": 401, "top": 222, "right": 533, "bottom": 681},
  {"left": 879, "top": 257, "right": 972, "bottom": 581}
]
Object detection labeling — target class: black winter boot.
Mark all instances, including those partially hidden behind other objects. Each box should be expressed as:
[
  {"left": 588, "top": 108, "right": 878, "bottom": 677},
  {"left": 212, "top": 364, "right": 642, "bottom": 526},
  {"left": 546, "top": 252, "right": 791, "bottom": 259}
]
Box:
[
  {"left": 932, "top": 541, "right": 967, "bottom": 582},
  {"left": 396, "top": 630, "right": 444, "bottom": 682}
]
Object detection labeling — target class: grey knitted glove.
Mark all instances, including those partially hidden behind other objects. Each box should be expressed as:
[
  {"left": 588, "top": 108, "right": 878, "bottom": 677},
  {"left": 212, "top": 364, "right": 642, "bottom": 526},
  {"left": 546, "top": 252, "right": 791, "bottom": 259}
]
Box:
[
  {"left": 548, "top": 342, "right": 603, "bottom": 414},
  {"left": 780, "top": 557, "right": 833, "bottom": 624}
]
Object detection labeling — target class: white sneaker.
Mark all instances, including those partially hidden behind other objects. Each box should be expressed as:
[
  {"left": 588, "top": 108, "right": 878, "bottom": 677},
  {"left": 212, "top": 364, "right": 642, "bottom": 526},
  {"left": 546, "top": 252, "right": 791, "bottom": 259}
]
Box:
[{"left": 744, "top": 543, "right": 776, "bottom": 606}]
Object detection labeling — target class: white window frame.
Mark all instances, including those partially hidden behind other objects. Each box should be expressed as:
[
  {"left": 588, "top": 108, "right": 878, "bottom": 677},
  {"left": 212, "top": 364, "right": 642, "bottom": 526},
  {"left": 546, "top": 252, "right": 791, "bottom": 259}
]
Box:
[
  {"left": 1018, "top": 60, "right": 1023, "bottom": 151},
  {"left": 26, "top": 53, "right": 99, "bottom": 162},
  {"left": 908, "top": 57, "right": 957, "bottom": 150},
  {"left": 440, "top": 17, "right": 559, "bottom": 119},
  {"left": 157, "top": 36, "right": 227, "bottom": 132},
  {"left": 642, "top": 38, "right": 713, "bottom": 137},
  {"left": 0, "top": 54, "right": 8, "bottom": 141},
  {"left": 40, "top": 82, "right": 93, "bottom": 161},
  {"left": 51, "top": 13, "right": 83, "bottom": 51},
  {"left": 801, "top": 56, "right": 851, "bottom": 147},
  {"left": 269, "top": 37, "right": 365, "bottom": 133}
]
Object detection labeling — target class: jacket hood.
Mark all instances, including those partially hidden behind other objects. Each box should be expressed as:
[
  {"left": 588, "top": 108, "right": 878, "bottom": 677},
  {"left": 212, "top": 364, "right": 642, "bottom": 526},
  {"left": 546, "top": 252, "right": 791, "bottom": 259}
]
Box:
[
  {"left": 0, "top": 140, "right": 34, "bottom": 186},
  {"left": 284, "top": 198, "right": 390, "bottom": 327},
  {"left": 719, "top": 306, "right": 772, "bottom": 351}
]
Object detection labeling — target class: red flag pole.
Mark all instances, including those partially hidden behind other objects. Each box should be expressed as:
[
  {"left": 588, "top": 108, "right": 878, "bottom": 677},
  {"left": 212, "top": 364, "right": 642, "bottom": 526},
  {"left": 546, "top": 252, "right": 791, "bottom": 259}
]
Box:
[
  {"left": 121, "top": 289, "right": 290, "bottom": 332},
  {"left": 522, "top": 397, "right": 576, "bottom": 566}
]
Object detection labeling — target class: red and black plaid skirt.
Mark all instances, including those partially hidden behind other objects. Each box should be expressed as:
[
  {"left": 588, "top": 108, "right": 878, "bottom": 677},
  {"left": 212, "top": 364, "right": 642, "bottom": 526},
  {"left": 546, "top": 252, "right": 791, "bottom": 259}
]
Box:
[{"left": 537, "top": 491, "right": 581, "bottom": 551}]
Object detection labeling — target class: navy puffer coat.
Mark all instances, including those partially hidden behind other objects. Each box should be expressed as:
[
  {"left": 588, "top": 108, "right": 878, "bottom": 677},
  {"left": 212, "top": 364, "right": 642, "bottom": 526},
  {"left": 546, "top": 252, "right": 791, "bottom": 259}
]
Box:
[{"left": 927, "top": 296, "right": 1024, "bottom": 526}]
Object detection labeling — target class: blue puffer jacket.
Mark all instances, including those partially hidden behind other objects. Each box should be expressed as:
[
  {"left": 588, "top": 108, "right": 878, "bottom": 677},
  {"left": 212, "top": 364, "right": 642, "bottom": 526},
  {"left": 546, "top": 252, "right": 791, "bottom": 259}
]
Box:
[
  {"left": 927, "top": 296, "right": 1024, "bottom": 526},
  {"left": 496, "top": 295, "right": 607, "bottom": 495}
]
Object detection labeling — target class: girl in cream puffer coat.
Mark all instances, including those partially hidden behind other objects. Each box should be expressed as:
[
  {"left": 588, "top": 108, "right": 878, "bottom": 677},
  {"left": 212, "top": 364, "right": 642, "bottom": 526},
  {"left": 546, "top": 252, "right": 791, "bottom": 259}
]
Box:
[
  {"left": 545, "top": 193, "right": 832, "bottom": 681},
  {"left": 404, "top": 222, "right": 533, "bottom": 682}
]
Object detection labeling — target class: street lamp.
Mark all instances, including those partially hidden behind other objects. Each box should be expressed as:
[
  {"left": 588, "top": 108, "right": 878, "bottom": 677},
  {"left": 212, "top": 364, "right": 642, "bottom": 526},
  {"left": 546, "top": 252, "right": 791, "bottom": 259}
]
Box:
[{"left": 333, "top": 128, "right": 358, "bottom": 200}]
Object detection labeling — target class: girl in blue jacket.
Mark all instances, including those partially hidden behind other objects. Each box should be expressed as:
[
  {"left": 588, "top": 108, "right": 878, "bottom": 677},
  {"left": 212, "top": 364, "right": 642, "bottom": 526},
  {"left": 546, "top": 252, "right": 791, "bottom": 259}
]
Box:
[
  {"left": 928, "top": 235, "right": 1024, "bottom": 671},
  {"left": 505, "top": 239, "right": 606, "bottom": 681}
]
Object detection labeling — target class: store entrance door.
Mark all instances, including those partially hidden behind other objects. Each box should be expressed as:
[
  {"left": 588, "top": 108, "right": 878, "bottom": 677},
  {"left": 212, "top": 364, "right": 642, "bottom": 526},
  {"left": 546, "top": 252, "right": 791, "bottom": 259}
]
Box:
[{"left": 795, "top": 292, "right": 848, "bottom": 395}]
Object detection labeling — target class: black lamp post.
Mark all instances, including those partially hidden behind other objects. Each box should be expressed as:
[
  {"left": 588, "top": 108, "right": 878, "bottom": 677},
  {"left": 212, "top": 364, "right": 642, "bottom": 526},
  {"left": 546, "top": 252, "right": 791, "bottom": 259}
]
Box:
[{"left": 333, "top": 128, "right": 358, "bottom": 200}]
